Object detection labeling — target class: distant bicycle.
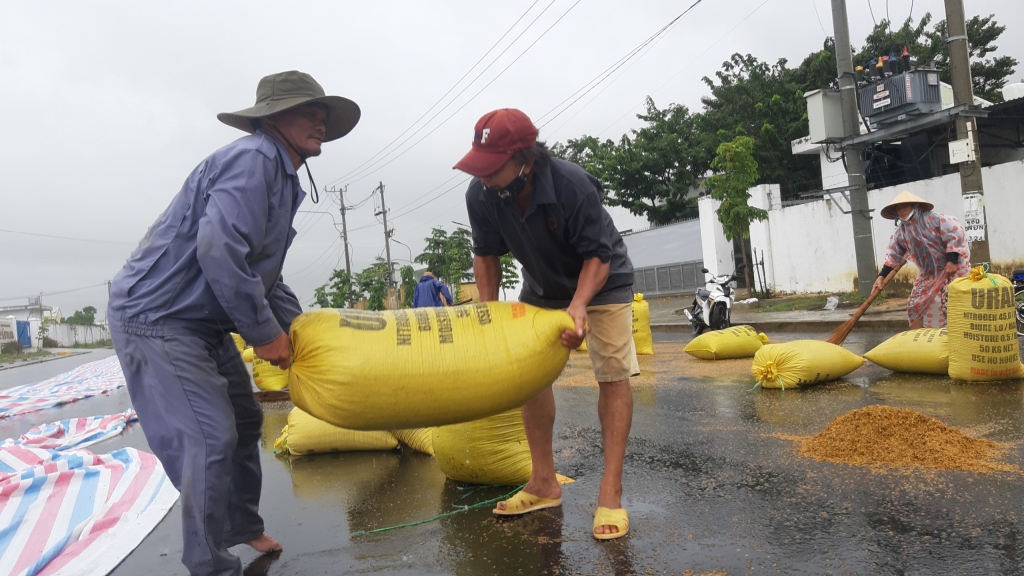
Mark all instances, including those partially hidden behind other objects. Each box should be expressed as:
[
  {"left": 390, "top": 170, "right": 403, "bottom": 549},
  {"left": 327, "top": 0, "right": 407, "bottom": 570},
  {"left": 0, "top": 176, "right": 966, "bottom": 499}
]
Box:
[{"left": 1014, "top": 269, "right": 1024, "bottom": 337}]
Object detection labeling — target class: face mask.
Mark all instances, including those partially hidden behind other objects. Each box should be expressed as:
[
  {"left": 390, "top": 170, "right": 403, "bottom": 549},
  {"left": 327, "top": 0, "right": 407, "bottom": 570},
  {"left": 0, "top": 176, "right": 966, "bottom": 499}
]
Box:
[
  {"left": 899, "top": 206, "right": 917, "bottom": 222},
  {"left": 486, "top": 165, "right": 528, "bottom": 200}
]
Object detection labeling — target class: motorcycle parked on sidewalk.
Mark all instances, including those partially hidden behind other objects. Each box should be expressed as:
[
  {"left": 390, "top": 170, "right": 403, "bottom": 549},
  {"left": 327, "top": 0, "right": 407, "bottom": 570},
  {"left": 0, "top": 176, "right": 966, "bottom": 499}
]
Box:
[
  {"left": 1013, "top": 269, "right": 1024, "bottom": 337},
  {"left": 683, "top": 267, "right": 737, "bottom": 335}
]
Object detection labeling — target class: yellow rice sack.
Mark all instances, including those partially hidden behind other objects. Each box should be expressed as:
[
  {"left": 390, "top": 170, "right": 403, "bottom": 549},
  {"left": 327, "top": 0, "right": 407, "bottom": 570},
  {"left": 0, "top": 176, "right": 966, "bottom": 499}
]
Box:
[
  {"left": 948, "top": 266, "right": 1024, "bottom": 381},
  {"left": 752, "top": 340, "right": 865, "bottom": 389},
  {"left": 864, "top": 328, "right": 948, "bottom": 375},
  {"left": 252, "top": 356, "right": 288, "bottom": 391},
  {"left": 433, "top": 409, "right": 574, "bottom": 485},
  {"left": 632, "top": 293, "right": 654, "bottom": 355},
  {"left": 230, "top": 332, "right": 247, "bottom": 352},
  {"left": 274, "top": 408, "right": 399, "bottom": 456},
  {"left": 241, "top": 347, "right": 254, "bottom": 363},
  {"left": 392, "top": 428, "right": 435, "bottom": 456},
  {"left": 685, "top": 325, "right": 769, "bottom": 360},
  {"left": 433, "top": 409, "right": 531, "bottom": 485},
  {"left": 577, "top": 338, "right": 587, "bottom": 352},
  {"left": 289, "top": 303, "right": 574, "bottom": 430}
]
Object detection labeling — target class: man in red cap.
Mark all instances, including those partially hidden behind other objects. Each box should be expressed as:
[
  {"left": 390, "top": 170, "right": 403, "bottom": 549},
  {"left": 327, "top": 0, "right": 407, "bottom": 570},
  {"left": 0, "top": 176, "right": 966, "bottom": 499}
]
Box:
[{"left": 455, "top": 109, "right": 636, "bottom": 540}]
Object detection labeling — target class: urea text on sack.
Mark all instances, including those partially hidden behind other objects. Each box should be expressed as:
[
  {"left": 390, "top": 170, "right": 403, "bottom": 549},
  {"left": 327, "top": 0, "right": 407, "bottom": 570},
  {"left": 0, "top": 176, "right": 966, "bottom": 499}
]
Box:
[{"left": 969, "top": 287, "right": 1015, "bottom": 310}]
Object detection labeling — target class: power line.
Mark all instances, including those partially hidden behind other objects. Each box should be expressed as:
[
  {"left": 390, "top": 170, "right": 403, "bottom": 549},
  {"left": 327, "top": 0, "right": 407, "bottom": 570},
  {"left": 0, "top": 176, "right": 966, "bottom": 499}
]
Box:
[
  {"left": 0, "top": 228, "right": 135, "bottom": 246},
  {"left": 0, "top": 282, "right": 110, "bottom": 303},
  {"left": 323, "top": 0, "right": 546, "bottom": 188},
  {"left": 336, "top": 0, "right": 585, "bottom": 189},
  {"left": 595, "top": 0, "right": 774, "bottom": 139},
  {"left": 810, "top": 0, "right": 828, "bottom": 37},
  {"left": 536, "top": 0, "right": 705, "bottom": 129}
]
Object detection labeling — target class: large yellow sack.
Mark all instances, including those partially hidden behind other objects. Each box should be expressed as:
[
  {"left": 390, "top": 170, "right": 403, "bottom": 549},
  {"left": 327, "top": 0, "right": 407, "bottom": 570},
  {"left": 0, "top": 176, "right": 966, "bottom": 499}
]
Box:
[
  {"left": 433, "top": 409, "right": 574, "bottom": 485},
  {"left": 752, "top": 340, "right": 865, "bottom": 389},
  {"left": 392, "top": 428, "right": 435, "bottom": 456},
  {"left": 289, "top": 303, "right": 574, "bottom": 430},
  {"left": 241, "top": 347, "right": 254, "bottom": 363},
  {"left": 252, "top": 356, "right": 289, "bottom": 391},
  {"left": 948, "top": 266, "right": 1024, "bottom": 381},
  {"left": 230, "top": 332, "right": 247, "bottom": 352},
  {"left": 632, "top": 294, "right": 654, "bottom": 355},
  {"left": 274, "top": 408, "right": 399, "bottom": 456},
  {"left": 433, "top": 409, "right": 531, "bottom": 485},
  {"left": 864, "top": 328, "right": 948, "bottom": 375},
  {"left": 685, "top": 325, "right": 769, "bottom": 360}
]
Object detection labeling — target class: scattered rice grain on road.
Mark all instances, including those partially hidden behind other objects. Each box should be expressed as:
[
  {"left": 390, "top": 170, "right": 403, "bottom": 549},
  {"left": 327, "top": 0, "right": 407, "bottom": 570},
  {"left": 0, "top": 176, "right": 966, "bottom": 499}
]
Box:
[
  {"left": 775, "top": 405, "right": 1018, "bottom": 473},
  {"left": 556, "top": 342, "right": 753, "bottom": 387}
]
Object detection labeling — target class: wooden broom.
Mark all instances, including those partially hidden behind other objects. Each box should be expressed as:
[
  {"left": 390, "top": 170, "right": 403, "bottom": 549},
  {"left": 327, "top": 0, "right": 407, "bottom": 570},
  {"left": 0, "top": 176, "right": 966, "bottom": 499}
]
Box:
[{"left": 826, "top": 260, "right": 907, "bottom": 345}]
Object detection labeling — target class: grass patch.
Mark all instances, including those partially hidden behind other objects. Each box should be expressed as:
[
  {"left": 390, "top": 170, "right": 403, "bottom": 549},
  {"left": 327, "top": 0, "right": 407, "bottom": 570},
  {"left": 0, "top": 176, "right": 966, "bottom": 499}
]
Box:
[
  {"left": 754, "top": 283, "right": 913, "bottom": 313},
  {"left": 68, "top": 340, "right": 114, "bottom": 349},
  {"left": 0, "top": 350, "right": 52, "bottom": 364}
]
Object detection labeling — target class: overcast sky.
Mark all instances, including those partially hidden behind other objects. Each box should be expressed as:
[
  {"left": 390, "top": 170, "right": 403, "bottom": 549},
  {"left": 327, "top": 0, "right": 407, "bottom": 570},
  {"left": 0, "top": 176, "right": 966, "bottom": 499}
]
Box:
[{"left": 2, "top": 0, "right": 1021, "bottom": 318}]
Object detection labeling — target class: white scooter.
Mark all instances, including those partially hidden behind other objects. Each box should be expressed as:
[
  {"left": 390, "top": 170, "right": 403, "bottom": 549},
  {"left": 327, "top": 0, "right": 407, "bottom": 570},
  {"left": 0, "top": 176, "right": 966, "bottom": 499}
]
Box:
[{"left": 683, "top": 267, "right": 737, "bottom": 335}]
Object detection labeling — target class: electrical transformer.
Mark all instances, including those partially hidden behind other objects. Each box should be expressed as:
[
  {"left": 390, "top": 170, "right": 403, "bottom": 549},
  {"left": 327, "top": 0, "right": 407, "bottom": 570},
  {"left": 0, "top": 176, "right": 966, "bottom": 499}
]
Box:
[{"left": 857, "top": 69, "right": 942, "bottom": 126}]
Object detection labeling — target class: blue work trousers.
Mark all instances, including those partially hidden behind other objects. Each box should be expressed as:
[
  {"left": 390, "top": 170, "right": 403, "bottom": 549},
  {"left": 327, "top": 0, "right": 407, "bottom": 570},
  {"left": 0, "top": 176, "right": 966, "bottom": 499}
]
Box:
[{"left": 110, "top": 326, "right": 265, "bottom": 576}]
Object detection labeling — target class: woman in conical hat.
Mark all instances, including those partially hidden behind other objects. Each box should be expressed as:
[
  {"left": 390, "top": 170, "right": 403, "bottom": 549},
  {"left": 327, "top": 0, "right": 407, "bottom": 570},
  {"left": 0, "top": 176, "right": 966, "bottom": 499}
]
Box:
[{"left": 874, "top": 191, "right": 971, "bottom": 328}]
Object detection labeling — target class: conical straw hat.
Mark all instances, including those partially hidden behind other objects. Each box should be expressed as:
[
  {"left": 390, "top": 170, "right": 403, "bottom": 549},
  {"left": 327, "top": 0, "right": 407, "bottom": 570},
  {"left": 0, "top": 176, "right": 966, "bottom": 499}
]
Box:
[{"left": 880, "top": 190, "right": 934, "bottom": 220}]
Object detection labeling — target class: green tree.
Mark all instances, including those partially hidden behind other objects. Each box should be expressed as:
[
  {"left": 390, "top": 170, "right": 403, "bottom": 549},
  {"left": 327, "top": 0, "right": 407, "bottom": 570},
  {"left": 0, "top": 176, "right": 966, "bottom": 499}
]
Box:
[
  {"left": 701, "top": 53, "right": 820, "bottom": 199},
  {"left": 499, "top": 254, "right": 519, "bottom": 300},
  {"left": 356, "top": 257, "right": 391, "bottom": 311},
  {"left": 552, "top": 99, "right": 707, "bottom": 224},
  {"left": 854, "top": 13, "right": 1017, "bottom": 103},
  {"left": 701, "top": 135, "right": 767, "bottom": 296},
  {"left": 64, "top": 306, "right": 97, "bottom": 326},
  {"left": 400, "top": 265, "right": 416, "bottom": 308},
  {"left": 313, "top": 269, "right": 361, "bottom": 309}
]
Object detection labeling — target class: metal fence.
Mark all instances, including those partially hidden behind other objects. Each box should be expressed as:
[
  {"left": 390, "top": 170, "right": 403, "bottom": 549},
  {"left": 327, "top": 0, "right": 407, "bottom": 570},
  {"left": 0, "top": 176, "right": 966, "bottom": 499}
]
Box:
[{"left": 632, "top": 260, "right": 705, "bottom": 296}]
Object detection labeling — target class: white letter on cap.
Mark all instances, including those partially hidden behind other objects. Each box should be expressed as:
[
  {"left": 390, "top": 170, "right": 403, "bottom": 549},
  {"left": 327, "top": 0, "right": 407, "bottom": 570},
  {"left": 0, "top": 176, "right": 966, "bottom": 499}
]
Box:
[{"left": 480, "top": 128, "right": 490, "bottom": 144}]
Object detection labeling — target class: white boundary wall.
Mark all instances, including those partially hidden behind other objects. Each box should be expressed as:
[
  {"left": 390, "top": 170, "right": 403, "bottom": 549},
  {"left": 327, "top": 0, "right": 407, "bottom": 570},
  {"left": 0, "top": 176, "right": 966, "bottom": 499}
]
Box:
[
  {"left": 44, "top": 324, "right": 111, "bottom": 347},
  {"left": 745, "top": 159, "right": 1024, "bottom": 293}
]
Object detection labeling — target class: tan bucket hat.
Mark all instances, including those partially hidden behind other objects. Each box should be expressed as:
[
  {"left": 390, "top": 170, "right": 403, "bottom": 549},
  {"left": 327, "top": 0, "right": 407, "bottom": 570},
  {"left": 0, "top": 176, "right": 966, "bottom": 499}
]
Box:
[
  {"left": 217, "top": 71, "right": 360, "bottom": 142},
  {"left": 880, "top": 190, "right": 934, "bottom": 220}
]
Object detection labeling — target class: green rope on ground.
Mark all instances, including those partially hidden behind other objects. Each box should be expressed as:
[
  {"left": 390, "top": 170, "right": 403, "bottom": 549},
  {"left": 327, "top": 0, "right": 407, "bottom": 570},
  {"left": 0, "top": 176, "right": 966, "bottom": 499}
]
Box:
[{"left": 350, "top": 484, "right": 526, "bottom": 537}]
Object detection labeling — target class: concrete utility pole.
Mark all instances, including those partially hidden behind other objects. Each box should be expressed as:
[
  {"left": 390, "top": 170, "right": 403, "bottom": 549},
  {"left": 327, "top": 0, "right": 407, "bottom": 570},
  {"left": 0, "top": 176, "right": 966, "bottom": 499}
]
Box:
[
  {"left": 337, "top": 185, "right": 352, "bottom": 275},
  {"left": 831, "top": 0, "right": 877, "bottom": 297},
  {"left": 376, "top": 181, "right": 395, "bottom": 287},
  {"left": 944, "top": 0, "right": 990, "bottom": 264}
]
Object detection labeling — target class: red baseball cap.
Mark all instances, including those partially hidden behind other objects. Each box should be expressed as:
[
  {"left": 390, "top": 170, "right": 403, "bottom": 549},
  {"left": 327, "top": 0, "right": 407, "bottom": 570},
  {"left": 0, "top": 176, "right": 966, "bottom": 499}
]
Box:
[{"left": 453, "top": 109, "right": 538, "bottom": 177}]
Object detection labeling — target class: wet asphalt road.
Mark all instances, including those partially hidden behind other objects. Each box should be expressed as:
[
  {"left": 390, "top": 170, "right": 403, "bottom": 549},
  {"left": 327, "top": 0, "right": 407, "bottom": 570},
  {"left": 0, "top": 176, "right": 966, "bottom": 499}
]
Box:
[{"left": 4, "top": 333, "right": 1024, "bottom": 575}]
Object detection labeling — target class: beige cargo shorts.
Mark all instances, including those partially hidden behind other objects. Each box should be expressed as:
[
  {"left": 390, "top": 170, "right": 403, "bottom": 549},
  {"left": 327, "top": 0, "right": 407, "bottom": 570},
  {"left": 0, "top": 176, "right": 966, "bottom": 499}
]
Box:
[{"left": 583, "top": 303, "right": 641, "bottom": 383}]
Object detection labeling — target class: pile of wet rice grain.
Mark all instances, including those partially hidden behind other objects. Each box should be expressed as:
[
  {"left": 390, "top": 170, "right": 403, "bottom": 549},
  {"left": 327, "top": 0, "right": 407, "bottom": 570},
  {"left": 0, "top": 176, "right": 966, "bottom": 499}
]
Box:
[{"left": 794, "top": 405, "right": 1017, "bottom": 473}]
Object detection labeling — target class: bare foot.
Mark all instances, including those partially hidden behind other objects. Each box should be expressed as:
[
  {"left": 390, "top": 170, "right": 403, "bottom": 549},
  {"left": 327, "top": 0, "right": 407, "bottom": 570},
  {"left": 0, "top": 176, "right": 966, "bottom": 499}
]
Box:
[
  {"left": 247, "top": 534, "right": 282, "bottom": 554},
  {"left": 494, "top": 477, "right": 561, "bottom": 512}
]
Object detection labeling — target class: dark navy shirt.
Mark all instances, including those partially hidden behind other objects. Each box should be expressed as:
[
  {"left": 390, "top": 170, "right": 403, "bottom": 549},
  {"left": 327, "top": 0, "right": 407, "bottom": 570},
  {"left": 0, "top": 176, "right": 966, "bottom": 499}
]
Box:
[
  {"left": 108, "top": 130, "right": 304, "bottom": 346},
  {"left": 465, "top": 157, "right": 633, "bottom": 309}
]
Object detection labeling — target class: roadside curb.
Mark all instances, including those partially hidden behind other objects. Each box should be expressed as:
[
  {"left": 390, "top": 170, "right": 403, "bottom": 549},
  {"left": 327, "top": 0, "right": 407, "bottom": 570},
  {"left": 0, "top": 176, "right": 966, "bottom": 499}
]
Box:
[
  {"left": 651, "top": 319, "right": 909, "bottom": 333},
  {"left": 0, "top": 350, "right": 94, "bottom": 372}
]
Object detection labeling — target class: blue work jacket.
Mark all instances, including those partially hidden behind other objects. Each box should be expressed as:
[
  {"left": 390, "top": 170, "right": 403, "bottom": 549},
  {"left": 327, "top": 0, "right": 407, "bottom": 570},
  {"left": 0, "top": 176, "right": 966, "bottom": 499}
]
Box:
[
  {"left": 412, "top": 276, "right": 453, "bottom": 308},
  {"left": 108, "top": 130, "right": 304, "bottom": 346}
]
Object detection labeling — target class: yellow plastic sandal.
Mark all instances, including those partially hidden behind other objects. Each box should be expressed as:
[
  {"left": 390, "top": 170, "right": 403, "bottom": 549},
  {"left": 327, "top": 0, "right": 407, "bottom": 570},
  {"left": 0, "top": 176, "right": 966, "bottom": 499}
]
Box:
[
  {"left": 492, "top": 490, "right": 562, "bottom": 516},
  {"left": 592, "top": 506, "right": 629, "bottom": 540}
]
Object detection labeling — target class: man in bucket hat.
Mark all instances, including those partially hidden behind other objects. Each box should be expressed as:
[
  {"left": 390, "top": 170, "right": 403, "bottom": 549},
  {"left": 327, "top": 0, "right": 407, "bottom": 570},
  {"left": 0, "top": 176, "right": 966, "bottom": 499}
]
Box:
[
  {"left": 455, "top": 109, "right": 637, "bottom": 540},
  {"left": 875, "top": 190, "right": 970, "bottom": 328},
  {"left": 107, "top": 71, "right": 359, "bottom": 575}
]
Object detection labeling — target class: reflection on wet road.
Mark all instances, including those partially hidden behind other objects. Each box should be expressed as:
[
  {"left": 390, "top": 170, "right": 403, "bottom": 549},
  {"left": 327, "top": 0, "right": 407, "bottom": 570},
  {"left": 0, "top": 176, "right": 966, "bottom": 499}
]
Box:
[{"left": 5, "top": 334, "right": 1024, "bottom": 574}]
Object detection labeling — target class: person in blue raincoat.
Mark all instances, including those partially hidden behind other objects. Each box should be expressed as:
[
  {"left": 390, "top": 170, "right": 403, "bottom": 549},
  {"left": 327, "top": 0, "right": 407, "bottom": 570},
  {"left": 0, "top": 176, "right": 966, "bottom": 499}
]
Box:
[
  {"left": 106, "top": 71, "right": 360, "bottom": 576},
  {"left": 412, "top": 272, "right": 454, "bottom": 307}
]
